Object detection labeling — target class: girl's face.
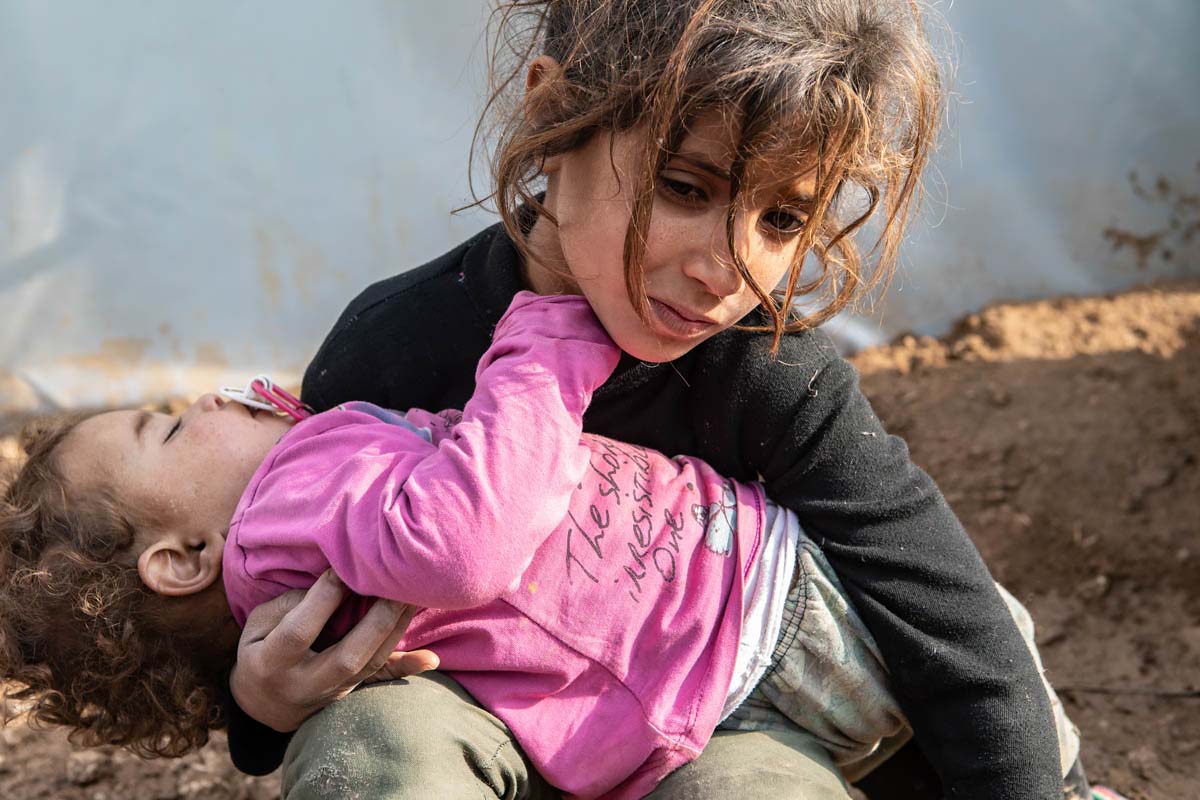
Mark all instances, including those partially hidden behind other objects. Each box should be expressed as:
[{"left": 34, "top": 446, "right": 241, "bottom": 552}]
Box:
[
  {"left": 58, "top": 394, "right": 292, "bottom": 540},
  {"left": 525, "top": 110, "right": 817, "bottom": 362}
]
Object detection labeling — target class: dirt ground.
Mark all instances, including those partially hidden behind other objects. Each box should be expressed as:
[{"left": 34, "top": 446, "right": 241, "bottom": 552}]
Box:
[{"left": 1, "top": 280, "right": 1197, "bottom": 799}]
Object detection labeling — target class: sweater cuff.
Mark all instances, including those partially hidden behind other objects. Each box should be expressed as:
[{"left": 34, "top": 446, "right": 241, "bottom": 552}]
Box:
[{"left": 225, "top": 694, "right": 292, "bottom": 776}]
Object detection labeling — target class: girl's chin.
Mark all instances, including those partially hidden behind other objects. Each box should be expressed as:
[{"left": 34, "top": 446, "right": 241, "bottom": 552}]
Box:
[
  {"left": 613, "top": 333, "right": 697, "bottom": 364},
  {"left": 591, "top": 298, "right": 724, "bottom": 362}
]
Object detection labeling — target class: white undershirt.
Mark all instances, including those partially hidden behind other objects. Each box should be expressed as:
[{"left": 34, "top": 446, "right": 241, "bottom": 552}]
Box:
[{"left": 719, "top": 497, "right": 800, "bottom": 721}]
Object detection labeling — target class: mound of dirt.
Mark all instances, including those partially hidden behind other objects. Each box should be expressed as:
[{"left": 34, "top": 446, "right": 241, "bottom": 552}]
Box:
[
  {"left": 852, "top": 280, "right": 1200, "bottom": 800},
  {"left": 1, "top": 280, "right": 1197, "bottom": 799}
]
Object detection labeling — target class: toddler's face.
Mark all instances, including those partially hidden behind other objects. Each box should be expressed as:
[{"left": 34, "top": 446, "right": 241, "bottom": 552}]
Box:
[
  {"left": 58, "top": 394, "right": 293, "bottom": 540},
  {"left": 526, "top": 109, "right": 818, "bottom": 362}
]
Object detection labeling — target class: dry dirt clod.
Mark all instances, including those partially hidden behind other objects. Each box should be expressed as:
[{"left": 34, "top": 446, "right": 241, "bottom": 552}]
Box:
[
  {"left": 66, "top": 751, "right": 112, "bottom": 786},
  {"left": 1126, "top": 745, "right": 1162, "bottom": 781},
  {"left": 1077, "top": 574, "right": 1111, "bottom": 600},
  {"left": 177, "top": 776, "right": 223, "bottom": 800},
  {"left": 985, "top": 384, "right": 1012, "bottom": 407}
]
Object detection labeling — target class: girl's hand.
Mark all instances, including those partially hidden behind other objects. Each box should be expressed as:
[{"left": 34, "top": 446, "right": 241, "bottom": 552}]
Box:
[{"left": 230, "top": 569, "right": 439, "bottom": 733}]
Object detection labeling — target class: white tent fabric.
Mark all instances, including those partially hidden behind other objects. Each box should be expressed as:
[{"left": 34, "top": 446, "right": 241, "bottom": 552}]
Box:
[{"left": 2, "top": 1, "right": 1197, "bottom": 411}]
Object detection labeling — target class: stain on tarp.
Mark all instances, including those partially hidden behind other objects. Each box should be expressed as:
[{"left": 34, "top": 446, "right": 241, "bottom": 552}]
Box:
[
  {"left": 256, "top": 226, "right": 284, "bottom": 309},
  {"left": 194, "top": 342, "right": 229, "bottom": 368},
  {"left": 1104, "top": 170, "right": 1200, "bottom": 270},
  {"left": 256, "top": 223, "right": 326, "bottom": 307},
  {"left": 57, "top": 338, "right": 151, "bottom": 376}
]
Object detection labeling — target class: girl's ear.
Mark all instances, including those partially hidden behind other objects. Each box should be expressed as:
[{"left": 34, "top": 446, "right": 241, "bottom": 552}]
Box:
[
  {"left": 137, "top": 529, "right": 225, "bottom": 597},
  {"left": 524, "top": 55, "right": 566, "bottom": 157}
]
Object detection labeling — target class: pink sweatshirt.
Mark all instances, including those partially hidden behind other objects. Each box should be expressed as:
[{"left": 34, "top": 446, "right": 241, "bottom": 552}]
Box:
[{"left": 222, "top": 293, "right": 765, "bottom": 799}]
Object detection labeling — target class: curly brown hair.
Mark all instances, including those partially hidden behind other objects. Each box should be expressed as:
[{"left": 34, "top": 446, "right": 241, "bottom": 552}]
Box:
[
  {"left": 474, "top": 0, "right": 946, "bottom": 350},
  {"left": 0, "top": 414, "right": 230, "bottom": 758}
]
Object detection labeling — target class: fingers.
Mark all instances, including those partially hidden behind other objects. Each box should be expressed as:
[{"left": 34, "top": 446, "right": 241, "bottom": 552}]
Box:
[
  {"left": 399, "top": 648, "right": 440, "bottom": 674},
  {"left": 235, "top": 572, "right": 433, "bottom": 728},
  {"left": 261, "top": 570, "right": 350, "bottom": 657},
  {"left": 239, "top": 587, "right": 307, "bottom": 645},
  {"left": 230, "top": 574, "right": 425, "bottom": 732},
  {"left": 360, "top": 604, "right": 420, "bottom": 679},
  {"left": 363, "top": 649, "right": 441, "bottom": 684},
  {"left": 393, "top": 602, "right": 424, "bottom": 642},
  {"left": 311, "top": 595, "right": 407, "bottom": 684}
]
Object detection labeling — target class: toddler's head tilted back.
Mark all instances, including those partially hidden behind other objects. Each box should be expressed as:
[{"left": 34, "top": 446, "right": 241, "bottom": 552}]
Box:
[
  {"left": 0, "top": 410, "right": 242, "bottom": 757},
  {"left": 483, "top": 0, "right": 945, "bottom": 345}
]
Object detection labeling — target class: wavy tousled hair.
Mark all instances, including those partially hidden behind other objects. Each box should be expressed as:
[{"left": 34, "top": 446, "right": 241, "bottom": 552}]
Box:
[
  {"left": 0, "top": 414, "right": 229, "bottom": 758},
  {"left": 473, "top": 0, "right": 945, "bottom": 350}
]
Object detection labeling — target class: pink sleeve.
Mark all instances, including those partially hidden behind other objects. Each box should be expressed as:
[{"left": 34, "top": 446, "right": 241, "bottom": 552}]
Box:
[{"left": 316, "top": 292, "right": 619, "bottom": 609}]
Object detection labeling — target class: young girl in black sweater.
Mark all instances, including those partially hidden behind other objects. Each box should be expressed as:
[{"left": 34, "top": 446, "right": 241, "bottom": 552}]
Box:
[{"left": 128, "top": 2, "right": 1112, "bottom": 797}]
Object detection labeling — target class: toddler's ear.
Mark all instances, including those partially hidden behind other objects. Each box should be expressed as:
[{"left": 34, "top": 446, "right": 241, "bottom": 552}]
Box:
[{"left": 138, "top": 529, "right": 224, "bottom": 597}]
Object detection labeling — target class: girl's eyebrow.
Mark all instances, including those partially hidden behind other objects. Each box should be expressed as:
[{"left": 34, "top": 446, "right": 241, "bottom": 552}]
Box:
[
  {"left": 673, "top": 152, "right": 818, "bottom": 205},
  {"left": 134, "top": 411, "right": 151, "bottom": 444},
  {"left": 671, "top": 152, "right": 731, "bottom": 182}
]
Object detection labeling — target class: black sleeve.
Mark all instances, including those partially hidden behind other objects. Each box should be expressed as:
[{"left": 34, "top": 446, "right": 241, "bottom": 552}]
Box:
[
  {"left": 691, "top": 329, "right": 1061, "bottom": 800},
  {"left": 225, "top": 705, "right": 291, "bottom": 776}
]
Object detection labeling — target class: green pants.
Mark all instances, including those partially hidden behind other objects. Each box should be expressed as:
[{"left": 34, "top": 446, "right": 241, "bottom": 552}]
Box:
[
  {"left": 281, "top": 577, "right": 1077, "bottom": 800},
  {"left": 280, "top": 580, "right": 1080, "bottom": 799},
  {"left": 282, "top": 672, "right": 851, "bottom": 800}
]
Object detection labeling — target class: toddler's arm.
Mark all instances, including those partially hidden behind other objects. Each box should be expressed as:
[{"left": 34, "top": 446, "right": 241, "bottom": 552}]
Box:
[{"left": 234, "top": 292, "right": 618, "bottom": 611}]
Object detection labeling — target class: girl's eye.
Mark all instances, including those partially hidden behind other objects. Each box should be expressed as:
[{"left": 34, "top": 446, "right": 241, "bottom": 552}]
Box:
[
  {"left": 761, "top": 207, "right": 807, "bottom": 235},
  {"left": 164, "top": 419, "right": 181, "bottom": 443},
  {"left": 659, "top": 176, "right": 707, "bottom": 204}
]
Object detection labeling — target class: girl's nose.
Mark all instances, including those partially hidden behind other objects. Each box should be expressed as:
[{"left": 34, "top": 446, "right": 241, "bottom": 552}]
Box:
[{"left": 681, "top": 223, "right": 743, "bottom": 299}]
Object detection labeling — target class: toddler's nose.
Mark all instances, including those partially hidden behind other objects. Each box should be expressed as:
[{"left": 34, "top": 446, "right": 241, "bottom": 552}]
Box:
[{"left": 193, "top": 393, "right": 226, "bottom": 414}]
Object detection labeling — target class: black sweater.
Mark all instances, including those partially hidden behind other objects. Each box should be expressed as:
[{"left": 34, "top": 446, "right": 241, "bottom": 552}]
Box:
[{"left": 227, "top": 222, "right": 1060, "bottom": 799}]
